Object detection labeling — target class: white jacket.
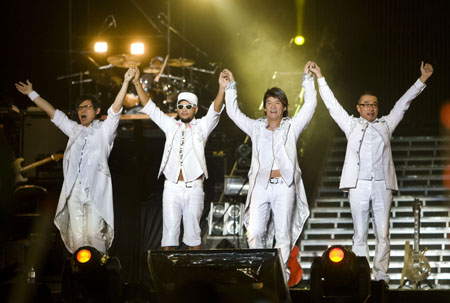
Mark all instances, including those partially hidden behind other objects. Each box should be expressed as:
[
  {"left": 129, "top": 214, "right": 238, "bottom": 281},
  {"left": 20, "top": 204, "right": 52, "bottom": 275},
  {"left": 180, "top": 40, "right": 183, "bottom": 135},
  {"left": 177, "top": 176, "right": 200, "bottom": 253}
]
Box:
[
  {"left": 140, "top": 99, "right": 223, "bottom": 180},
  {"left": 52, "top": 106, "right": 121, "bottom": 252},
  {"left": 318, "top": 77, "right": 426, "bottom": 190},
  {"left": 225, "top": 77, "right": 317, "bottom": 248}
]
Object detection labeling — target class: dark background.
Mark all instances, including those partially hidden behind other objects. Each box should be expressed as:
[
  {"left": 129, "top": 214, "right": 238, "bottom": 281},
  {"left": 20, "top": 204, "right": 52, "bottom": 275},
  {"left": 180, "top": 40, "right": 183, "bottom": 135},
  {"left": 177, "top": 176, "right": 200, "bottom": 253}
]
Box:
[{"left": 1, "top": 0, "right": 450, "bottom": 288}]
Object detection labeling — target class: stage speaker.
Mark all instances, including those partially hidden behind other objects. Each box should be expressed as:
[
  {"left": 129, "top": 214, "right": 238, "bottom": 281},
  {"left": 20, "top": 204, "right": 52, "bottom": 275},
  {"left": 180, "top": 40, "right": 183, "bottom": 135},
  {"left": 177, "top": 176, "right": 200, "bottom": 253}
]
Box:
[
  {"left": 147, "top": 249, "right": 291, "bottom": 303},
  {"left": 21, "top": 111, "right": 67, "bottom": 177}
]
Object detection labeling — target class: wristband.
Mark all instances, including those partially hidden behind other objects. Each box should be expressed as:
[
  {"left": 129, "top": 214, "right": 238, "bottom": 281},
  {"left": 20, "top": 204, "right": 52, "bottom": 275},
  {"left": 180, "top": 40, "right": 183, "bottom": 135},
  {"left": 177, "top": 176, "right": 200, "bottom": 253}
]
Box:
[{"left": 28, "top": 91, "right": 40, "bottom": 102}]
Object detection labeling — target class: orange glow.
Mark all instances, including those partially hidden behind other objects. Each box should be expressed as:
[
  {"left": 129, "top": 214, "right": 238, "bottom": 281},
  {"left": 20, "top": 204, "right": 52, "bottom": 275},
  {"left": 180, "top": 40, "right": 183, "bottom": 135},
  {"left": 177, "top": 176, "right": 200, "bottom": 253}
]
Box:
[
  {"left": 443, "top": 165, "right": 450, "bottom": 189},
  {"left": 329, "top": 247, "right": 344, "bottom": 263},
  {"left": 76, "top": 249, "right": 92, "bottom": 263},
  {"left": 440, "top": 103, "right": 450, "bottom": 129}
]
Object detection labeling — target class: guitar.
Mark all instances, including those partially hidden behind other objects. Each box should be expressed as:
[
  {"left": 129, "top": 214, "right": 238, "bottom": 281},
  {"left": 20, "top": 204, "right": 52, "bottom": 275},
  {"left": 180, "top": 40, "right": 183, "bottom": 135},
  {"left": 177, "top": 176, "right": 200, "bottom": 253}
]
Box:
[
  {"left": 12, "top": 153, "right": 64, "bottom": 184},
  {"left": 400, "top": 198, "right": 431, "bottom": 288}
]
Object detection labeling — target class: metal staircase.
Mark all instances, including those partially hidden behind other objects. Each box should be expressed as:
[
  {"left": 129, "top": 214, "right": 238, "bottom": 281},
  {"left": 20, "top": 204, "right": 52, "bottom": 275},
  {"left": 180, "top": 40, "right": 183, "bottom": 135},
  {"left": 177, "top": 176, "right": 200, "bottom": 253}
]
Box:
[{"left": 299, "top": 136, "right": 450, "bottom": 288}]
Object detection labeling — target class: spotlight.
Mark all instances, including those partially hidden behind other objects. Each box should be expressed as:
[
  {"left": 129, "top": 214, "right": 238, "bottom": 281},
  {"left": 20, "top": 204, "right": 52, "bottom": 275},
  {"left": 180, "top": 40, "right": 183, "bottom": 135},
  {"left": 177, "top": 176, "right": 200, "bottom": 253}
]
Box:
[
  {"left": 310, "top": 245, "right": 371, "bottom": 302},
  {"left": 94, "top": 41, "right": 108, "bottom": 53},
  {"left": 208, "top": 202, "right": 244, "bottom": 236},
  {"left": 235, "top": 143, "right": 251, "bottom": 172},
  {"left": 294, "top": 35, "right": 305, "bottom": 46},
  {"left": 62, "top": 246, "right": 123, "bottom": 302},
  {"left": 130, "top": 42, "right": 144, "bottom": 55}
]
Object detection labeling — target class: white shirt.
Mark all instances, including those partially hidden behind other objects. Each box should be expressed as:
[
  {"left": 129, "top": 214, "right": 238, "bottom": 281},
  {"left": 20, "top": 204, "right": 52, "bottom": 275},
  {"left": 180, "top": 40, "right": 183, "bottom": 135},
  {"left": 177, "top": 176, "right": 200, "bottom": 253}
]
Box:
[
  {"left": 164, "top": 122, "right": 204, "bottom": 183},
  {"left": 358, "top": 119, "right": 385, "bottom": 180},
  {"left": 258, "top": 126, "right": 294, "bottom": 187}
]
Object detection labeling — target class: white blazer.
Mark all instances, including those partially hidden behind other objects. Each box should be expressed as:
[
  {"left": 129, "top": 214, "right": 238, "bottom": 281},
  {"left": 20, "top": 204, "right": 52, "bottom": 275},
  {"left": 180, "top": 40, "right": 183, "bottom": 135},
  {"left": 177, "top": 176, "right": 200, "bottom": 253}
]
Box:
[
  {"left": 52, "top": 106, "right": 121, "bottom": 252},
  {"left": 318, "top": 77, "right": 426, "bottom": 190},
  {"left": 140, "top": 99, "right": 223, "bottom": 180}
]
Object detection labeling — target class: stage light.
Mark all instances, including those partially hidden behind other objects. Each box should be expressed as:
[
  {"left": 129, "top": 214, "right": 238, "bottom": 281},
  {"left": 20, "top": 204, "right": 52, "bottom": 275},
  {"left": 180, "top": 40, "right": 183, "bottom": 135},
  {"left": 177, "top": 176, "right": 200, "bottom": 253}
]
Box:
[
  {"left": 294, "top": 35, "right": 305, "bottom": 45},
  {"left": 208, "top": 202, "right": 244, "bottom": 236},
  {"left": 62, "top": 246, "right": 123, "bottom": 302},
  {"left": 76, "top": 249, "right": 92, "bottom": 263},
  {"left": 94, "top": 41, "right": 108, "bottom": 53},
  {"left": 130, "top": 42, "right": 144, "bottom": 55},
  {"left": 310, "top": 245, "right": 371, "bottom": 302},
  {"left": 329, "top": 247, "right": 344, "bottom": 263}
]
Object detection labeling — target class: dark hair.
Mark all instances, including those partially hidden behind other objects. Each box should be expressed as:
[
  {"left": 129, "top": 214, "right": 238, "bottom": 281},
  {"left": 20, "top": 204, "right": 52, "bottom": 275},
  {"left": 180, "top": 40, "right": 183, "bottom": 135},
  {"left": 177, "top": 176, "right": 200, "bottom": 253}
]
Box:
[
  {"left": 263, "top": 87, "right": 288, "bottom": 117},
  {"left": 357, "top": 92, "right": 377, "bottom": 104},
  {"left": 75, "top": 93, "right": 101, "bottom": 111}
]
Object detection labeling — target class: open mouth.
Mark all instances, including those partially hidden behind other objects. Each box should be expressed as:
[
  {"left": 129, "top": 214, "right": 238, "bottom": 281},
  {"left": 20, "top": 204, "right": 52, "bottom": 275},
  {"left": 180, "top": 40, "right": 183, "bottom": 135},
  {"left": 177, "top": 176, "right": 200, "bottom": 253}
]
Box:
[{"left": 80, "top": 114, "right": 87, "bottom": 121}]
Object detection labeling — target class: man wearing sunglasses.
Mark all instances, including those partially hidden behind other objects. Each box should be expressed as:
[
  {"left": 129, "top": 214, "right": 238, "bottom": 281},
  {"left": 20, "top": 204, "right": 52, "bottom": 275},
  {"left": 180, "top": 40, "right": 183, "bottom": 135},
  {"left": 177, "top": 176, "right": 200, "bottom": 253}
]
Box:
[
  {"left": 132, "top": 67, "right": 225, "bottom": 250},
  {"left": 309, "top": 61, "right": 433, "bottom": 284},
  {"left": 15, "top": 68, "right": 136, "bottom": 254}
]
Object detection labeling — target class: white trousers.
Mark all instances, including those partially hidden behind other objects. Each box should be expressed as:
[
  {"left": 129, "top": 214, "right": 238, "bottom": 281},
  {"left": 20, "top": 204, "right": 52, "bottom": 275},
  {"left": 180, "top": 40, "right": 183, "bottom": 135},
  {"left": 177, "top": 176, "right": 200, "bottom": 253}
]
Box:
[
  {"left": 247, "top": 179, "right": 295, "bottom": 264},
  {"left": 67, "top": 179, "right": 108, "bottom": 253},
  {"left": 161, "top": 180, "right": 204, "bottom": 247},
  {"left": 349, "top": 179, "right": 392, "bottom": 282}
]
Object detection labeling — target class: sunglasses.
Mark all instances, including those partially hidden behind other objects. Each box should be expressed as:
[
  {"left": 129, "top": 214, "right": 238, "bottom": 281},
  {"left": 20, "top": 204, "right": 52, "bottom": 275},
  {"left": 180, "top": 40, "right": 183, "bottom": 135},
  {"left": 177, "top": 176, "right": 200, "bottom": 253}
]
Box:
[{"left": 177, "top": 104, "right": 195, "bottom": 110}]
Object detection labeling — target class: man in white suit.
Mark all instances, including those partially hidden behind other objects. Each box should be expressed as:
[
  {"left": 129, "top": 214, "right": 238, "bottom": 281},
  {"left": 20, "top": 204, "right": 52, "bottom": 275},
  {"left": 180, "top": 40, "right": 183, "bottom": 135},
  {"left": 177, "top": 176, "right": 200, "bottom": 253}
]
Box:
[
  {"left": 15, "top": 69, "right": 136, "bottom": 253},
  {"left": 309, "top": 61, "right": 433, "bottom": 283}
]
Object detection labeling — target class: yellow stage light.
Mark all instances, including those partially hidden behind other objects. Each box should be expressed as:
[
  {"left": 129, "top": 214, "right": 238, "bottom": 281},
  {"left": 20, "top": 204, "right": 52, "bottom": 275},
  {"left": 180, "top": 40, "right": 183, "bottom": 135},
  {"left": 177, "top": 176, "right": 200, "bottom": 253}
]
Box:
[
  {"left": 328, "top": 247, "right": 344, "bottom": 263},
  {"left": 94, "top": 42, "right": 108, "bottom": 53},
  {"left": 294, "top": 35, "right": 305, "bottom": 46},
  {"left": 77, "top": 249, "right": 92, "bottom": 263},
  {"left": 130, "top": 42, "right": 144, "bottom": 55}
]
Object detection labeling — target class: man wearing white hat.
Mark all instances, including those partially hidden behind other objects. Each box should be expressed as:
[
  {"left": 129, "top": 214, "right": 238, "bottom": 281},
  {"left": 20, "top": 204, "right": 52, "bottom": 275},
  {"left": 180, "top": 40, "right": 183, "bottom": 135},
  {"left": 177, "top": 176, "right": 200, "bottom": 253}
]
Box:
[{"left": 131, "top": 67, "right": 225, "bottom": 250}]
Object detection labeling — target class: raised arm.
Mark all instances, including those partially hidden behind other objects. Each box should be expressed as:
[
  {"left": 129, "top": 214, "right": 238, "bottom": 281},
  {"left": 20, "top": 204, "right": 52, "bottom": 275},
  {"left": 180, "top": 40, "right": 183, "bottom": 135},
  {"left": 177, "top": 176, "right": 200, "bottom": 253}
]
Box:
[
  {"left": 15, "top": 80, "right": 56, "bottom": 119},
  {"left": 291, "top": 61, "right": 317, "bottom": 135},
  {"left": 310, "top": 62, "right": 352, "bottom": 134},
  {"left": 213, "top": 73, "right": 226, "bottom": 113},
  {"left": 384, "top": 61, "right": 432, "bottom": 133},
  {"left": 111, "top": 68, "right": 135, "bottom": 113},
  {"left": 222, "top": 69, "right": 256, "bottom": 137},
  {"left": 131, "top": 67, "right": 150, "bottom": 107},
  {"left": 131, "top": 67, "right": 175, "bottom": 133}
]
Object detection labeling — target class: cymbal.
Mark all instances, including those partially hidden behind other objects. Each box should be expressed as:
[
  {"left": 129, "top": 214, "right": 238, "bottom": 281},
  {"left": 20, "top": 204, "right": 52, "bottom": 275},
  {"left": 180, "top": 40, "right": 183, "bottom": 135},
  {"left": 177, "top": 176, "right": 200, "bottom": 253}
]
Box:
[
  {"left": 143, "top": 67, "right": 161, "bottom": 74},
  {"left": 168, "top": 58, "right": 195, "bottom": 67},
  {"left": 107, "top": 54, "right": 141, "bottom": 68}
]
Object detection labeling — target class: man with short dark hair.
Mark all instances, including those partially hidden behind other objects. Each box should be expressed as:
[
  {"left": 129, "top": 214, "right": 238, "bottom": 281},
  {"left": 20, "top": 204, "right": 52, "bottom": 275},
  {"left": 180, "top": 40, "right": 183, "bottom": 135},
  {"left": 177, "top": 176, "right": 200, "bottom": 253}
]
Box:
[
  {"left": 222, "top": 62, "right": 317, "bottom": 279},
  {"left": 309, "top": 61, "right": 433, "bottom": 283},
  {"left": 15, "top": 68, "right": 135, "bottom": 253}
]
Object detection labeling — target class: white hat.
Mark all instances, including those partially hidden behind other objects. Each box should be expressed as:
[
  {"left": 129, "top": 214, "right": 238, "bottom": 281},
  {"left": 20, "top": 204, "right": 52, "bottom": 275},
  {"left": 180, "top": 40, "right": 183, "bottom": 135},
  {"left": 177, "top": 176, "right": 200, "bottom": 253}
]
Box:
[{"left": 177, "top": 92, "right": 198, "bottom": 106}]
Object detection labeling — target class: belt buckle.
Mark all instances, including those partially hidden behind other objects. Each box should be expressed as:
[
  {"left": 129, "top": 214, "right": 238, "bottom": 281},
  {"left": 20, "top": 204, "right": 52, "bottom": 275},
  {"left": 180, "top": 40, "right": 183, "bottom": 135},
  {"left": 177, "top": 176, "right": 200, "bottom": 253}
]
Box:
[
  {"left": 185, "top": 181, "right": 193, "bottom": 188},
  {"left": 269, "top": 177, "right": 279, "bottom": 184}
]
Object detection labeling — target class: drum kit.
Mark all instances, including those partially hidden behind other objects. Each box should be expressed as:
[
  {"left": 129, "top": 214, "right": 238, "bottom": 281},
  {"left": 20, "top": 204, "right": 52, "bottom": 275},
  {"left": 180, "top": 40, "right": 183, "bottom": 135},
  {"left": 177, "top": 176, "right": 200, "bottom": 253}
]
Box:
[{"left": 102, "top": 53, "right": 214, "bottom": 114}]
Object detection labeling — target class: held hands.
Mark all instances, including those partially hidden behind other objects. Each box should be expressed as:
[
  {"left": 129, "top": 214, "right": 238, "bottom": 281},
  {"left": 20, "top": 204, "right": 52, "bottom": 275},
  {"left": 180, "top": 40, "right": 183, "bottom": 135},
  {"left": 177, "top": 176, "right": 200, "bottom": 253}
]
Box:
[
  {"left": 304, "top": 61, "right": 313, "bottom": 77},
  {"left": 219, "top": 69, "right": 234, "bottom": 88},
  {"left": 419, "top": 61, "right": 433, "bottom": 83},
  {"left": 124, "top": 68, "right": 136, "bottom": 83},
  {"left": 15, "top": 80, "right": 34, "bottom": 95},
  {"left": 131, "top": 66, "right": 140, "bottom": 84},
  {"left": 309, "top": 61, "right": 323, "bottom": 78}
]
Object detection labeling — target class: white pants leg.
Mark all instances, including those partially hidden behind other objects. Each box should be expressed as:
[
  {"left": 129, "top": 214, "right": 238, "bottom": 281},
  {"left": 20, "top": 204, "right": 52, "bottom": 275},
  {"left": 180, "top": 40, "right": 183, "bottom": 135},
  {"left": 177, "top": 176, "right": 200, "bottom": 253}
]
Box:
[
  {"left": 247, "top": 181, "right": 295, "bottom": 264},
  {"left": 271, "top": 182, "right": 295, "bottom": 264},
  {"left": 161, "top": 180, "right": 204, "bottom": 247},
  {"left": 67, "top": 179, "right": 107, "bottom": 253},
  {"left": 349, "top": 180, "right": 371, "bottom": 260},
  {"left": 349, "top": 179, "right": 392, "bottom": 282},
  {"left": 371, "top": 180, "right": 392, "bottom": 282}
]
